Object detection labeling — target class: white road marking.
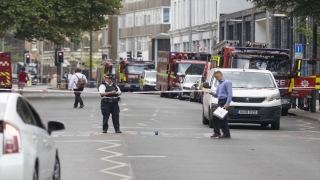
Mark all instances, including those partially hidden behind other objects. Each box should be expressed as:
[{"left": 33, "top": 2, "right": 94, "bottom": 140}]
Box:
[
  {"left": 136, "top": 123, "right": 148, "bottom": 127},
  {"left": 123, "top": 108, "right": 129, "bottom": 111},
  {"left": 127, "top": 155, "right": 166, "bottom": 158}
]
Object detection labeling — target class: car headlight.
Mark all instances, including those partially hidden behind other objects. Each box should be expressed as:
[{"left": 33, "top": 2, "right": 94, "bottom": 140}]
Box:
[{"left": 268, "top": 93, "right": 280, "bottom": 102}]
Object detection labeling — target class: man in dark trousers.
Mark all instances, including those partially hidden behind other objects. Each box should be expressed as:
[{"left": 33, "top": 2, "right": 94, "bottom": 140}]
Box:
[
  {"left": 68, "top": 68, "right": 87, "bottom": 108},
  {"left": 99, "top": 74, "right": 122, "bottom": 133},
  {"left": 209, "top": 70, "right": 232, "bottom": 138}
]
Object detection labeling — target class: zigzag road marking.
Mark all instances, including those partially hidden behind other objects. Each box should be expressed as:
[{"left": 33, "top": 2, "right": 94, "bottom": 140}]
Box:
[{"left": 297, "top": 120, "right": 315, "bottom": 131}]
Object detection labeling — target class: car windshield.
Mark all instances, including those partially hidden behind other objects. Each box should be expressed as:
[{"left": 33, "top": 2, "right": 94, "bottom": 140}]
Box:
[
  {"left": 145, "top": 71, "right": 156, "bottom": 79},
  {"left": 185, "top": 76, "right": 201, "bottom": 83},
  {"left": 220, "top": 71, "right": 276, "bottom": 88},
  {"left": 232, "top": 58, "right": 291, "bottom": 76},
  {"left": 176, "top": 64, "right": 205, "bottom": 76},
  {"left": 28, "top": 67, "right": 37, "bottom": 75},
  {"left": 126, "top": 65, "right": 146, "bottom": 74}
]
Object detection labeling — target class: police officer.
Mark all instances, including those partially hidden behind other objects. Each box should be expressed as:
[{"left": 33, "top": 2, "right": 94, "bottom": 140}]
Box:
[{"left": 99, "top": 74, "right": 122, "bottom": 133}]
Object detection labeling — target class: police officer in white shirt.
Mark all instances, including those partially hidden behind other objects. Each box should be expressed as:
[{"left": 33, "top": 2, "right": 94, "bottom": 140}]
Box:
[{"left": 99, "top": 74, "right": 122, "bottom": 133}]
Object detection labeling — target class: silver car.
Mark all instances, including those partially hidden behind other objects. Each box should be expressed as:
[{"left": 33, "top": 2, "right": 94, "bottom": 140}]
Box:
[
  {"left": 178, "top": 75, "right": 202, "bottom": 100},
  {"left": 0, "top": 93, "right": 65, "bottom": 180}
]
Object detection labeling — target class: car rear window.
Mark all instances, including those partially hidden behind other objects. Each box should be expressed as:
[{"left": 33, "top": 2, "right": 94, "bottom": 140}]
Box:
[{"left": 222, "top": 71, "right": 276, "bottom": 88}]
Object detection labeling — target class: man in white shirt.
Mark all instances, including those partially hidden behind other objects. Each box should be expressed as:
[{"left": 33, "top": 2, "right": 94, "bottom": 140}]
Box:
[
  {"left": 68, "top": 68, "right": 88, "bottom": 108},
  {"left": 99, "top": 74, "right": 122, "bottom": 133}
]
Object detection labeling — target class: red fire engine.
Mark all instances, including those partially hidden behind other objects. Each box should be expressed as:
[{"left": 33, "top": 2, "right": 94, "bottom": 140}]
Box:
[
  {"left": 291, "top": 58, "right": 320, "bottom": 112},
  {"left": 212, "top": 41, "right": 292, "bottom": 116},
  {"left": 0, "top": 52, "right": 12, "bottom": 90},
  {"left": 115, "top": 59, "right": 155, "bottom": 92},
  {"left": 156, "top": 51, "right": 211, "bottom": 98},
  {"left": 96, "top": 61, "right": 117, "bottom": 89}
]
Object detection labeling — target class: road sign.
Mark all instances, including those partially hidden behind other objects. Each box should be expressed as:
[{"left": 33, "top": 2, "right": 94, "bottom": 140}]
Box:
[
  {"left": 199, "top": 47, "right": 206, "bottom": 52},
  {"left": 295, "top": 44, "right": 302, "bottom": 53},
  {"left": 196, "top": 44, "right": 200, "bottom": 47},
  {"left": 295, "top": 53, "right": 303, "bottom": 59}
]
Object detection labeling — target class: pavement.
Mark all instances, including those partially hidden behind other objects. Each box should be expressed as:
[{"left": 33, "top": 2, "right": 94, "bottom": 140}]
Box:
[
  {"left": 22, "top": 90, "right": 320, "bottom": 180},
  {"left": 289, "top": 106, "right": 320, "bottom": 123}
]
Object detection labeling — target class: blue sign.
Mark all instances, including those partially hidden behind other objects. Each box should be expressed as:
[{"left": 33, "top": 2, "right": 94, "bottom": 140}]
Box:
[{"left": 295, "top": 44, "right": 303, "bottom": 53}]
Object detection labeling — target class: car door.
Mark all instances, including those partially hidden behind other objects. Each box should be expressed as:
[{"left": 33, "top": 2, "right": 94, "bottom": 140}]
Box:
[
  {"left": 25, "top": 100, "right": 56, "bottom": 179},
  {"left": 16, "top": 98, "right": 47, "bottom": 179}
]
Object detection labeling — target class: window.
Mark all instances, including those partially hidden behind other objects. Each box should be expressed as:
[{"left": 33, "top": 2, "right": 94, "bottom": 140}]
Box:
[
  {"left": 137, "top": 36, "right": 147, "bottom": 51},
  {"left": 221, "top": 27, "right": 225, "bottom": 40},
  {"left": 275, "top": 17, "right": 281, "bottom": 48},
  {"left": 228, "top": 25, "right": 234, "bottom": 40},
  {"left": 163, "top": 8, "right": 170, "bottom": 23},
  {"left": 236, "top": 23, "right": 242, "bottom": 46},
  {"left": 120, "top": 38, "right": 126, "bottom": 52},
  {"left": 245, "top": 21, "right": 251, "bottom": 41},
  {"left": 16, "top": 98, "right": 37, "bottom": 126},
  {"left": 127, "top": 38, "right": 133, "bottom": 51}
]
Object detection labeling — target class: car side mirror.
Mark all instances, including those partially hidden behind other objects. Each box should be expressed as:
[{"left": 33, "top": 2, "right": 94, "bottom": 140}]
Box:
[
  {"left": 47, "top": 121, "right": 65, "bottom": 135},
  {"left": 203, "top": 82, "right": 211, "bottom": 89}
]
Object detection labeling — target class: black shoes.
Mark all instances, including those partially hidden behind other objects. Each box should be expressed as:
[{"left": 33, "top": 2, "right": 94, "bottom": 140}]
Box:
[
  {"left": 102, "top": 131, "right": 107, "bottom": 133},
  {"left": 73, "top": 106, "right": 77, "bottom": 108},
  {"left": 79, "top": 105, "right": 85, "bottom": 108},
  {"left": 115, "top": 130, "right": 122, "bottom": 133},
  {"left": 219, "top": 134, "right": 231, "bottom": 139},
  {"left": 210, "top": 133, "right": 221, "bottom": 138}
]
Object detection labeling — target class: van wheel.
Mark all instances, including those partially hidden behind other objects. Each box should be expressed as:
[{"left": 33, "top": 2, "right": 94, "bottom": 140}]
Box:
[
  {"left": 202, "top": 109, "right": 209, "bottom": 125},
  {"left": 271, "top": 123, "right": 280, "bottom": 130},
  {"left": 52, "top": 155, "right": 61, "bottom": 180},
  {"left": 281, "top": 108, "right": 288, "bottom": 116},
  {"left": 33, "top": 165, "right": 38, "bottom": 180}
]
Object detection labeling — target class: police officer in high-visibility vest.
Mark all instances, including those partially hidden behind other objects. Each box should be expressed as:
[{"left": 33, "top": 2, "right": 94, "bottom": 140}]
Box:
[{"left": 99, "top": 74, "right": 122, "bottom": 133}]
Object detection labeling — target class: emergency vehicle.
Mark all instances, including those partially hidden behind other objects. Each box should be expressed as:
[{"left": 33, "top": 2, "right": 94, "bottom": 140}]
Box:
[
  {"left": 96, "top": 61, "right": 117, "bottom": 90},
  {"left": 291, "top": 58, "right": 320, "bottom": 112},
  {"left": 156, "top": 51, "right": 211, "bottom": 98},
  {"left": 211, "top": 40, "right": 292, "bottom": 116},
  {"left": 0, "top": 52, "right": 12, "bottom": 90},
  {"left": 139, "top": 69, "right": 157, "bottom": 91},
  {"left": 115, "top": 59, "right": 155, "bottom": 92}
]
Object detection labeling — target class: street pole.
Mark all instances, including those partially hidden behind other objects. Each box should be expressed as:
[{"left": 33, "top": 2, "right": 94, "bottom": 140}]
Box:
[
  {"left": 117, "top": 15, "right": 119, "bottom": 62},
  {"left": 266, "top": 11, "right": 270, "bottom": 47},
  {"left": 224, "top": 18, "right": 227, "bottom": 41},
  {"left": 80, "top": 41, "right": 83, "bottom": 72},
  {"left": 133, "top": 9, "right": 136, "bottom": 58},
  {"left": 189, "top": 0, "right": 192, "bottom": 52},
  {"left": 41, "top": 41, "right": 43, "bottom": 83},
  {"left": 89, "top": 31, "right": 93, "bottom": 80}
]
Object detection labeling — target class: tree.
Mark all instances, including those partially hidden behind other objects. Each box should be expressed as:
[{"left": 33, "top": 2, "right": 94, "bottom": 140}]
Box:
[
  {"left": 83, "top": 56, "right": 100, "bottom": 70},
  {"left": 0, "top": 0, "right": 122, "bottom": 45},
  {"left": 3, "top": 41, "right": 20, "bottom": 63}
]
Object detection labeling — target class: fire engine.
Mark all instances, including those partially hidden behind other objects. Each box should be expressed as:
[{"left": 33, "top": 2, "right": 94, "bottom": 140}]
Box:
[
  {"left": 115, "top": 59, "right": 155, "bottom": 92},
  {"left": 0, "top": 52, "right": 12, "bottom": 90},
  {"left": 156, "top": 51, "right": 211, "bottom": 98},
  {"left": 211, "top": 40, "right": 292, "bottom": 116},
  {"left": 96, "top": 61, "right": 117, "bottom": 89},
  {"left": 291, "top": 58, "right": 320, "bottom": 112}
]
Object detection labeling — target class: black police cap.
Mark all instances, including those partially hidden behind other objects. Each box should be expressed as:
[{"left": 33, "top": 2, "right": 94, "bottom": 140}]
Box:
[{"left": 105, "top": 74, "right": 114, "bottom": 79}]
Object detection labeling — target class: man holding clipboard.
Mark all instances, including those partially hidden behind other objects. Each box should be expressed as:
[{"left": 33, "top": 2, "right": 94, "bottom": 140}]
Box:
[{"left": 209, "top": 71, "right": 232, "bottom": 139}]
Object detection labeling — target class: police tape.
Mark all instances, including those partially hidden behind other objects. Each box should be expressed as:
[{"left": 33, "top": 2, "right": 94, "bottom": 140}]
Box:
[{"left": 0, "top": 87, "right": 318, "bottom": 94}]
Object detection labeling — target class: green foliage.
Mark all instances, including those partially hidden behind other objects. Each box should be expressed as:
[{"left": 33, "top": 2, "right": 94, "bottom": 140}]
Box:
[
  {"left": 3, "top": 41, "right": 20, "bottom": 63},
  {"left": 83, "top": 56, "right": 100, "bottom": 70},
  {"left": 0, "top": 0, "right": 122, "bottom": 45},
  {"left": 295, "top": 17, "right": 320, "bottom": 46}
]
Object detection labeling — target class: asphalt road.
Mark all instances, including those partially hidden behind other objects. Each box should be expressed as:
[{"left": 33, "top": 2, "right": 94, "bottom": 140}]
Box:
[{"left": 24, "top": 88, "right": 320, "bottom": 180}]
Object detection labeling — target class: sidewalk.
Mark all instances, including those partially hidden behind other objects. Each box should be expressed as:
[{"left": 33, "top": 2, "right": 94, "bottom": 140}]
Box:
[{"left": 289, "top": 105, "right": 320, "bottom": 122}]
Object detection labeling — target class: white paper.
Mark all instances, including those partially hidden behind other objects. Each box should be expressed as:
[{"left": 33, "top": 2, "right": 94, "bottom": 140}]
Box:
[{"left": 213, "top": 106, "right": 228, "bottom": 120}]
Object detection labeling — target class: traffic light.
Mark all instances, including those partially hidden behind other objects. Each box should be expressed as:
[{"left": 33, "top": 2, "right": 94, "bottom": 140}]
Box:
[
  {"left": 57, "top": 51, "right": 64, "bottom": 63},
  {"left": 137, "top": 51, "right": 142, "bottom": 57},
  {"left": 127, "top": 51, "right": 132, "bottom": 58},
  {"left": 24, "top": 53, "right": 31, "bottom": 64}
]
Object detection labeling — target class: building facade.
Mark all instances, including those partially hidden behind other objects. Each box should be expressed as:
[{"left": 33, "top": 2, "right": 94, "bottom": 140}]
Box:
[
  {"left": 169, "top": 0, "right": 253, "bottom": 53},
  {"left": 119, "top": 0, "right": 171, "bottom": 63}
]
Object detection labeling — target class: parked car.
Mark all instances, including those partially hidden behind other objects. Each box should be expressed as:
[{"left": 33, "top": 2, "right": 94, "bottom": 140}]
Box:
[
  {"left": 178, "top": 75, "right": 202, "bottom": 100},
  {"left": 202, "top": 68, "right": 281, "bottom": 130},
  {"left": 189, "top": 77, "right": 202, "bottom": 102},
  {"left": 0, "top": 92, "right": 65, "bottom": 180},
  {"left": 140, "top": 70, "right": 157, "bottom": 91}
]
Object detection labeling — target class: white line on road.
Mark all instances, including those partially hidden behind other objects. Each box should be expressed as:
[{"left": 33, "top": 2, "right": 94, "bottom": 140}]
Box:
[
  {"left": 127, "top": 155, "right": 166, "bottom": 158},
  {"left": 137, "top": 123, "right": 148, "bottom": 127}
]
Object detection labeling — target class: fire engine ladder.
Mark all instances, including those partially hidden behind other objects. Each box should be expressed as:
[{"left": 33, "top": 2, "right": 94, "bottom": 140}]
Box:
[{"left": 212, "top": 40, "right": 239, "bottom": 53}]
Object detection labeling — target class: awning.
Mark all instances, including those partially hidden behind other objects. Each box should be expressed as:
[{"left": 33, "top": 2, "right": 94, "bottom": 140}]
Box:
[{"left": 151, "top": 33, "right": 170, "bottom": 39}]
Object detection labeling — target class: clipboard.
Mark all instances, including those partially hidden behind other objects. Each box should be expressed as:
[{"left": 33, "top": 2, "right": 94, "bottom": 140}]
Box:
[{"left": 213, "top": 106, "right": 228, "bottom": 120}]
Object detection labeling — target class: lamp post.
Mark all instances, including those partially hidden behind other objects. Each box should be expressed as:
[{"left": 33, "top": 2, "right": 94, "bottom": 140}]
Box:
[{"left": 188, "top": 0, "right": 192, "bottom": 52}]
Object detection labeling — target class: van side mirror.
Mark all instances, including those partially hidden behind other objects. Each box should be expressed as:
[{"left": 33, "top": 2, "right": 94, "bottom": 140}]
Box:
[{"left": 203, "top": 82, "right": 211, "bottom": 89}]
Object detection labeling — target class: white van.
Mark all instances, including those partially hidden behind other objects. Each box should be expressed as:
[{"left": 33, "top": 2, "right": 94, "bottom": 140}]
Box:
[{"left": 202, "top": 68, "right": 282, "bottom": 130}]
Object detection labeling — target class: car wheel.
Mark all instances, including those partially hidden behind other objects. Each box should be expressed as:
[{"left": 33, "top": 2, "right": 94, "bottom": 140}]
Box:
[
  {"left": 202, "top": 109, "right": 209, "bottom": 125},
  {"left": 33, "top": 165, "right": 38, "bottom": 180},
  {"left": 271, "top": 123, "right": 280, "bottom": 130},
  {"left": 281, "top": 108, "right": 288, "bottom": 116},
  {"left": 52, "top": 155, "right": 61, "bottom": 180},
  {"left": 261, "top": 123, "right": 269, "bottom": 127},
  {"left": 178, "top": 93, "right": 183, "bottom": 100}
]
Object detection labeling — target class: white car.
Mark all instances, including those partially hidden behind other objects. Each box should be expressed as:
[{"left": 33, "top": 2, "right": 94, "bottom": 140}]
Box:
[
  {"left": 202, "top": 68, "right": 281, "bottom": 130},
  {"left": 140, "top": 70, "right": 157, "bottom": 91},
  {"left": 0, "top": 93, "right": 65, "bottom": 180},
  {"left": 178, "top": 75, "right": 202, "bottom": 100}
]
